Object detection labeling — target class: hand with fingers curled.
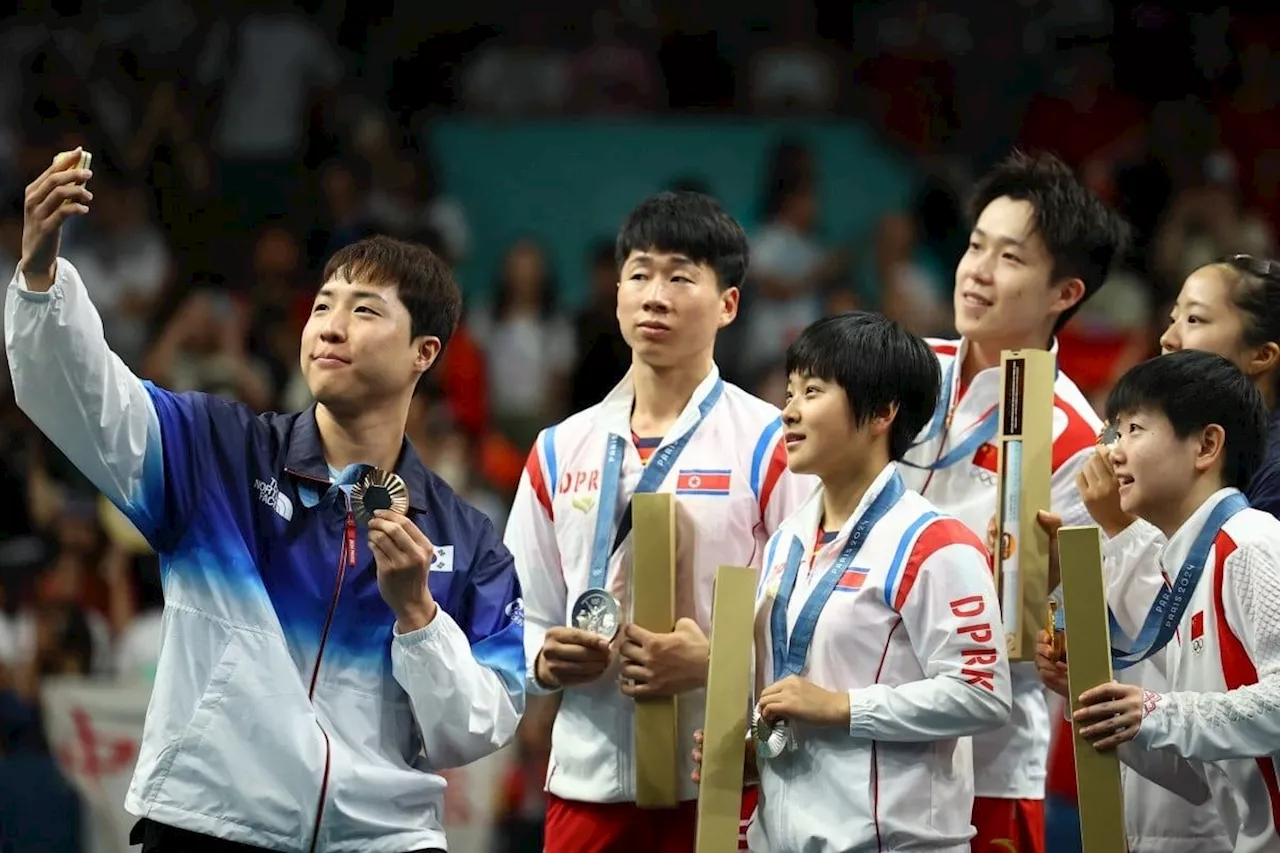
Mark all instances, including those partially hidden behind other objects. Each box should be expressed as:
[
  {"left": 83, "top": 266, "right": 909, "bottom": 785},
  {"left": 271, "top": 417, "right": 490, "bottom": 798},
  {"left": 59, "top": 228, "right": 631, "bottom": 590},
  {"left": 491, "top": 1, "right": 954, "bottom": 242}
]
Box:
[
  {"left": 690, "top": 728, "right": 759, "bottom": 786},
  {"left": 535, "top": 626, "right": 613, "bottom": 690},
  {"left": 1076, "top": 446, "right": 1137, "bottom": 538},
  {"left": 21, "top": 148, "right": 94, "bottom": 292},
  {"left": 618, "top": 618, "right": 709, "bottom": 699},
  {"left": 1072, "top": 680, "right": 1157, "bottom": 751},
  {"left": 367, "top": 509, "right": 439, "bottom": 633},
  {"left": 756, "top": 675, "right": 850, "bottom": 728},
  {"left": 1034, "top": 629, "right": 1069, "bottom": 698}
]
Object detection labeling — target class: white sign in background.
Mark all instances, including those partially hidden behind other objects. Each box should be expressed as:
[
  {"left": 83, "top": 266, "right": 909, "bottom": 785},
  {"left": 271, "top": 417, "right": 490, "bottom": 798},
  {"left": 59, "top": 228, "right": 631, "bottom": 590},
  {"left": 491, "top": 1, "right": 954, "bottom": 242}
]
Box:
[{"left": 40, "top": 678, "right": 507, "bottom": 853}]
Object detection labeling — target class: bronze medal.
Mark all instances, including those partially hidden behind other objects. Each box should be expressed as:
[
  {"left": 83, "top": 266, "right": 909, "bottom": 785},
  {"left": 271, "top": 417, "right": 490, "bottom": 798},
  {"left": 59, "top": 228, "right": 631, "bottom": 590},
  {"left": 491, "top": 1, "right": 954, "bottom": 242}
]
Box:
[{"left": 351, "top": 468, "right": 409, "bottom": 525}]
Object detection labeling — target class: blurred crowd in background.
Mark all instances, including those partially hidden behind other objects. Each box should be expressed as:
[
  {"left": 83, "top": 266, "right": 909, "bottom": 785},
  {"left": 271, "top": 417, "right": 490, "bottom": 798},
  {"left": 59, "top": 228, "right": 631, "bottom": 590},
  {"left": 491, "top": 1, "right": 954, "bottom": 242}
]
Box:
[{"left": 2, "top": 2, "right": 1280, "bottom": 851}]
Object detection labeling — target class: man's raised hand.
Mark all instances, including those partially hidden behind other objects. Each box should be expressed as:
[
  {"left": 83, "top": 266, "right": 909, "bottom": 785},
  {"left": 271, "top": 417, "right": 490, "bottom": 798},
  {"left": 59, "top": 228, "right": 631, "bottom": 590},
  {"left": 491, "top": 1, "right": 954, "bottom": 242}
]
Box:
[{"left": 21, "top": 149, "right": 93, "bottom": 292}]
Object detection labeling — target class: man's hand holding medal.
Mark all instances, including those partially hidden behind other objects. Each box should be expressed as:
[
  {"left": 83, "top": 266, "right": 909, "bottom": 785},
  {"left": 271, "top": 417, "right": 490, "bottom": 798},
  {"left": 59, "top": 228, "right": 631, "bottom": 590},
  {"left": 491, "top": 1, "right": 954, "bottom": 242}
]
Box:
[{"left": 352, "top": 469, "right": 440, "bottom": 634}]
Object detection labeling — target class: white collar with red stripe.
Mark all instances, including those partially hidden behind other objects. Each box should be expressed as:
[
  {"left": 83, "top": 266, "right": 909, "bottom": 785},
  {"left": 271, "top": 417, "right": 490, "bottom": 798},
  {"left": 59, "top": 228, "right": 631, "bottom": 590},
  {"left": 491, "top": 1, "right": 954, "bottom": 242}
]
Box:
[{"left": 943, "top": 335, "right": 1061, "bottom": 398}]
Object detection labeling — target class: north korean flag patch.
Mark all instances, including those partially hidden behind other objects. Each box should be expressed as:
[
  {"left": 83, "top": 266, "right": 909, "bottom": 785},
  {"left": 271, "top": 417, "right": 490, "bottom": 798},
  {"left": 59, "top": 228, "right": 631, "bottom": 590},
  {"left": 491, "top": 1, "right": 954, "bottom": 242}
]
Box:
[{"left": 676, "top": 469, "right": 731, "bottom": 496}]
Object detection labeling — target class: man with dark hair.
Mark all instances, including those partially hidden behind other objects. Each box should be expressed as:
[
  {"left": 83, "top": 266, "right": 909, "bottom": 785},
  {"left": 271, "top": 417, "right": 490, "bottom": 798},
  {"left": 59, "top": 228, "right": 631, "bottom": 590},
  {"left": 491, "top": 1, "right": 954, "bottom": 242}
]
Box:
[
  {"left": 898, "top": 150, "right": 1130, "bottom": 852},
  {"left": 693, "top": 311, "right": 1012, "bottom": 851},
  {"left": 505, "top": 190, "right": 815, "bottom": 852},
  {"left": 1043, "top": 351, "right": 1280, "bottom": 851},
  {"left": 8, "top": 149, "right": 524, "bottom": 852}
]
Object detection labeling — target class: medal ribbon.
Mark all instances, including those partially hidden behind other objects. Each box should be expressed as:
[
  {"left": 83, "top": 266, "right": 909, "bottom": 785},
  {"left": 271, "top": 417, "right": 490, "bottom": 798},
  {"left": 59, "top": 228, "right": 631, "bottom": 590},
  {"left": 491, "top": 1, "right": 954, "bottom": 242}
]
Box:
[
  {"left": 901, "top": 358, "right": 999, "bottom": 471},
  {"left": 1109, "top": 492, "right": 1248, "bottom": 671},
  {"left": 769, "top": 471, "right": 905, "bottom": 679},
  {"left": 586, "top": 378, "right": 725, "bottom": 591},
  {"left": 902, "top": 356, "right": 1061, "bottom": 472}
]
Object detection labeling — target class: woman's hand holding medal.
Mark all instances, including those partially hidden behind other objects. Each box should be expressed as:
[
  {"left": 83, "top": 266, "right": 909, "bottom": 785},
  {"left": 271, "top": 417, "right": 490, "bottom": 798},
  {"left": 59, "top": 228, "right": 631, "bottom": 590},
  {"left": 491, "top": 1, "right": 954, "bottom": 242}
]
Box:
[
  {"left": 757, "top": 675, "right": 850, "bottom": 729},
  {"left": 1078, "top": 430, "right": 1137, "bottom": 538}
]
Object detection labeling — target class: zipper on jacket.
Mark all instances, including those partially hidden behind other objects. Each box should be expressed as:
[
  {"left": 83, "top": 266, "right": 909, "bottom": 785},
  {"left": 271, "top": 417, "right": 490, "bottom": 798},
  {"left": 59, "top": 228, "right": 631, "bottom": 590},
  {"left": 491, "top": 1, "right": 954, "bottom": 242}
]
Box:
[{"left": 306, "top": 498, "right": 357, "bottom": 853}]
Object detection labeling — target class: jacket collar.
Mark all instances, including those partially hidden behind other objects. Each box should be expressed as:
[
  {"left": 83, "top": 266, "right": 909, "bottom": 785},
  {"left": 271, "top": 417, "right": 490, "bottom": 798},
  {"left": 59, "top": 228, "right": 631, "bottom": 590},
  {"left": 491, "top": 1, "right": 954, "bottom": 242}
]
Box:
[
  {"left": 1159, "top": 487, "right": 1241, "bottom": 578},
  {"left": 778, "top": 462, "right": 900, "bottom": 557},
  {"left": 594, "top": 362, "right": 723, "bottom": 440},
  {"left": 283, "top": 404, "right": 431, "bottom": 513}
]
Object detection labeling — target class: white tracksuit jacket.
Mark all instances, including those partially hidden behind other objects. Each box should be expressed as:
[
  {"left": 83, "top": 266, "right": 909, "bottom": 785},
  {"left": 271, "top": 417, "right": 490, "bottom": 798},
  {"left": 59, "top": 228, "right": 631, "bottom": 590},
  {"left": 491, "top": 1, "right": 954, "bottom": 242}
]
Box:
[
  {"left": 504, "top": 365, "right": 816, "bottom": 805},
  {"left": 1092, "top": 516, "right": 1232, "bottom": 852},
  {"left": 1104, "top": 491, "right": 1280, "bottom": 853},
  {"left": 747, "top": 464, "right": 1013, "bottom": 852},
  {"left": 898, "top": 337, "right": 1100, "bottom": 801}
]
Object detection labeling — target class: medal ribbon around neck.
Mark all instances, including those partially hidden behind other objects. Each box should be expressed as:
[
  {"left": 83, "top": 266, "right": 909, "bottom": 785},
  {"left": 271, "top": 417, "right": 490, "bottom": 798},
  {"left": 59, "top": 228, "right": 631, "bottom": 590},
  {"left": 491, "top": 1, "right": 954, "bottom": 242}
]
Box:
[
  {"left": 902, "top": 356, "right": 1061, "bottom": 472},
  {"left": 1108, "top": 492, "right": 1248, "bottom": 670},
  {"left": 768, "top": 470, "right": 906, "bottom": 680},
  {"left": 755, "top": 471, "right": 905, "bottom": 760},
  {"left": 584, "top": 378, "right": 724, "bottom": 595},
  {"left": 901, "top": 358, "right": 998, "bottom": 471}
]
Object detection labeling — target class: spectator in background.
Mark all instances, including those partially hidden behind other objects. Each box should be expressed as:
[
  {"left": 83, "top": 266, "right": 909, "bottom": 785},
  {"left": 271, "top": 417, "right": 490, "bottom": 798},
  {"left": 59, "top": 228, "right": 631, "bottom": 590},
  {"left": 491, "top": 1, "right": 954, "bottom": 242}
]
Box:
[
  {"left": 460, "top": 12, "right": 572, "bottom": 117},
  {"left": 1019, "top": 40, "right": 1146, "bottom": 174},
  {"left": 743, "top": 0, "right": 840, "bottom": 115},
  {"left": 141, "top": 288, "right": 274, "bottom": 411},
  {"left": 1151, "top": 178, "right": 1274, "bottom": 296},
  {"left": 568, "top": 239, "right": 630, "bottom": 411},
  {"left": 865, "top": 210, "right": 952, "bottom": 336},
  {"left": 62, "top": 174, "right": 172, "bottom": 369},
  {"left": 471, "top": 238, "right": 575, "bottom": 450},
  {"left": 569, "top": 8, "right": 664, "bottom": 114},
  {"left": 743, "top": 140, "right": 846, "bottom": 375},
  {"left": 352, "top": 113, "right": 470, "bottom": 266},
  {"left": 406, "top": 390, "right": 510, "bottom": 532},
  {"left": 197, "top": 0, "right": 344, "bottom": 227},
  {"left": 307, "top": 159, "right": 375, "bottom": 272}
]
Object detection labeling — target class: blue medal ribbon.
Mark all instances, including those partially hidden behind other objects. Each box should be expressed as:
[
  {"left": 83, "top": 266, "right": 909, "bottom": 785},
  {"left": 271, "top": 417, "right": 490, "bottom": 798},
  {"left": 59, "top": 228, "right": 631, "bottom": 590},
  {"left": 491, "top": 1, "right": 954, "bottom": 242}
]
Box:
[
  {"left": 902, "top": 355, "right": 1061, "bottom": 472},
  {"left": 1109, "top": 492, "right": 1249, "bottom": 671},
  {"left": 901, "top": 359, "right": 999, "bottom": 472},
  {"left": 769, "top": 471, "right": 906, "bottom": 679},
  {"left": 585, "top": 378, "right": 725, "bottom": 591}
]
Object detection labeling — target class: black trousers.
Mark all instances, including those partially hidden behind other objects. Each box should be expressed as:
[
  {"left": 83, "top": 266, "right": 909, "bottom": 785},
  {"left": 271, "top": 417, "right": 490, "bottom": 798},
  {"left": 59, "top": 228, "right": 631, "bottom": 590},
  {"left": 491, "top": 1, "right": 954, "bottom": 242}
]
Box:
[{"left": 130, "top": 819, "right": 444, "bottom": 853}]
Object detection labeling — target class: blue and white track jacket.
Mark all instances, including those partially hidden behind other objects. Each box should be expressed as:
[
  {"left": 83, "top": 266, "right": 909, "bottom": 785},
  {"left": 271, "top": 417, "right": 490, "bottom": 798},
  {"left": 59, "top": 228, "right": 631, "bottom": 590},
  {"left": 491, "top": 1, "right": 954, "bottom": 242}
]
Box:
[{"left": 5, "top": 259, "right": 525, "bottom": 852}]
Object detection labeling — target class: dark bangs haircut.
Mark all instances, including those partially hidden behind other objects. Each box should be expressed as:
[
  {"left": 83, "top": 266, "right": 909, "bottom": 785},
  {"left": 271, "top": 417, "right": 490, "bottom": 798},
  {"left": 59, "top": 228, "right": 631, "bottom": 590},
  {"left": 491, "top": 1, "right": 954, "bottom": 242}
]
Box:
[
  {"left": 1106, "top": 349, "right": 1267, "bottom": 491},
  {"left": 615, "top": 191, "right": 749, "bottom": 290},
  {"left": 323, "top": 235, "right": 462, "bottom": 352},
  {"left": 786, "top": 312, "right": 941, "bottom": 461},
  {"left": 970, "top": 151, "right": 1131, "bottom": 332}
]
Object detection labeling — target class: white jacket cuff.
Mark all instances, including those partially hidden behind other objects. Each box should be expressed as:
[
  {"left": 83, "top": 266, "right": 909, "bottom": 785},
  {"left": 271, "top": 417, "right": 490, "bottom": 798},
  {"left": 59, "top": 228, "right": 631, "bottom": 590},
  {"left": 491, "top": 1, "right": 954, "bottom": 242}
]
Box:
[{"left": 391, "top": 607, "right": 521, "bottom": 769}]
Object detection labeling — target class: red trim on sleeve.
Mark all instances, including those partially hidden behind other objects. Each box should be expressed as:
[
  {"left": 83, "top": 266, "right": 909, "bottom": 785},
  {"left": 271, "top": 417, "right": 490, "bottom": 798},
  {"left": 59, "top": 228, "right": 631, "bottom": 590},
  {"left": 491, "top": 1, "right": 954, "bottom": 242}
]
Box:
[
  {"left": 1211, "top": 530, "right": 1280, "bottom": 830},
  {"left": 524, "top": 448, "right": 553, "bottom": 520},
  {"left": 1051, "top": 396, "right": 1100, "bottom": 473},
  {"left": 894, "top": 517, "right": 988, "bottom": 610},
  {"left": 758, "top": 438, "right": 789, "bottom": 518}
]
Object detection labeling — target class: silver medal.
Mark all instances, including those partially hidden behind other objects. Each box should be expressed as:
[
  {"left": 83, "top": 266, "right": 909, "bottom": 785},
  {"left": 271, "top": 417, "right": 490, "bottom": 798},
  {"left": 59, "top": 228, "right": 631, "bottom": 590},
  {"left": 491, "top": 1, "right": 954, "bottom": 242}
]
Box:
[
  {"left": 752, "top": 704, "right": 793, "bottom": 760},
  {"left": 571, "top": 588, "right": 620, "bottom": 641},
  {"left": 1097, "top": 420, "right": 1119, "bottom": 451}
]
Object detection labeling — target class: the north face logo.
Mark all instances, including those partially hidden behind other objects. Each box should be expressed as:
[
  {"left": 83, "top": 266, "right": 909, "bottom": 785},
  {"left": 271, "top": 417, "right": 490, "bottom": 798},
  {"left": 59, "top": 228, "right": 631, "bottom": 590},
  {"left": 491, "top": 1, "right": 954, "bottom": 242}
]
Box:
[{"left": 254, "top": 478, "right": 294, "bottom": 521}]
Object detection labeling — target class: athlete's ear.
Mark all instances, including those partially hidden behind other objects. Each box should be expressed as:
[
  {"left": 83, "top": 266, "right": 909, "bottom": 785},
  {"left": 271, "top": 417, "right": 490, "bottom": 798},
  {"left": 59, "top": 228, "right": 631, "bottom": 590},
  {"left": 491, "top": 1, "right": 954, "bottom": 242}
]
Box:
[
  {"left": 1193, "top": 423, "right": 1226, "bottom": 475},
  {"left": 869, "top": 402, "right": 898, "bottom": 436},
  {"left": 414, "top": 336, "right": 441, "bottom": 374},
  {"left": 717, "top": 286, "right": 739, "bottom": 328}
]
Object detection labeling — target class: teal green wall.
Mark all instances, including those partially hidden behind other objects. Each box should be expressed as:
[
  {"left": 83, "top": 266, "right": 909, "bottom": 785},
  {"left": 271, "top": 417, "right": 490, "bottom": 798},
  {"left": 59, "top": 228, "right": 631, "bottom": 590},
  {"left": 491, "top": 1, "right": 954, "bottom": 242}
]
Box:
[{"left": 425, "top": 119, "right": 918, "bottom": 308}]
